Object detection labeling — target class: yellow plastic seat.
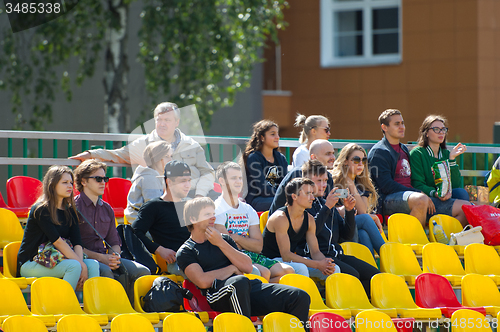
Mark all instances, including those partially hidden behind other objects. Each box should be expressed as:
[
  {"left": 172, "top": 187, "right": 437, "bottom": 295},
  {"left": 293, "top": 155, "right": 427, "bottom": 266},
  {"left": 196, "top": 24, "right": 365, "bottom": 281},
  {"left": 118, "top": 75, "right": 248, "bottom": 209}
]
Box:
[
  {"left": 31, "top": 277, "right": 108, "bottom": 325},
  {"left": 355, "top": 310, "right": 397, "bottom": 331},
  {"left": 279, "top": 274, "right": 351, "bottom": 319},
  {"left": 244, "top": 273, "right": 269, "bottom": 283},
  {"left": 0, "top": 271, "right": 29, "bottom": 289},
  {"left": 326, "top": 273, "right": 397, "bottom": 317},
  {"left": 83, "top": 277, "right": 159, "bottom": 323},
  {"left": 461, "top": 274, "right": 500, "bottom": 316},
  {"left": 422, "top": 243, "right": 465, "bottom": 286},
  {"left": 3, "top": 241, "right": 36, "bottom": 285},
  {"left": 429, "top": 215, "right": 465, "bottom": 255},
  {"left": 0, "top": 208, "right": 24, "bottom": 249},
  {"left": 451, "top": 309, "right": 492, "bottom": 332},
  {"left": 213, "top": 312, "right": 256, "bottom": 332},
  {"left": 2, "top": 315, "right": 48, "bottom": 332},
  {"left": 260, "top": 211, "right": 269, "bottom": 233},
  {"left": 340, "top": 242, "right": 378, "bottom": 268},
  {"left": 0, "top": 279, "right": 56, "bottom": 326},
  {"left": 371, "top": 273, "right": 442, "bottom": 319},
  {"left": 56, "top": 314, "right": 103, "bottom": 332},
  {"left": 464, "top": 243, "right": 500, "bottom": 285},
  {"left": 388, "top": 214, "right": 429, "bottom": 255},
  {"left": 163, "top": 313, "right": 206, "bottom": 332},
  {"left": 110, "top": 314, "right": 155, "bottom": 332},
  {"left": 263, "top": 312, "right": 305, "bottom": 331},
  {"left": 379, "top": 242, "right": 422, "bottom": 286}
]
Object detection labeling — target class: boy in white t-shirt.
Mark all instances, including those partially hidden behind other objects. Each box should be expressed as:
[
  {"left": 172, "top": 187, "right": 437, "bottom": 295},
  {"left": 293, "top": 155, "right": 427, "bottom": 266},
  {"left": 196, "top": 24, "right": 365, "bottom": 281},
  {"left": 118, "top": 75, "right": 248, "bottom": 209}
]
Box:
[{"left": 214, "top": 162, "right": 294, "bottom": 282}]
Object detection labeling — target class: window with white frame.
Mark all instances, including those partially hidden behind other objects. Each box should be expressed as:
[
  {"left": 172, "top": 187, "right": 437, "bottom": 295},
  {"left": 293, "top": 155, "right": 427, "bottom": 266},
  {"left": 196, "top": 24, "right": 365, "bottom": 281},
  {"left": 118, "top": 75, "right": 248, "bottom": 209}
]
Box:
[{"left": 320, "top": 0, "right": 402, "bottom": 67}]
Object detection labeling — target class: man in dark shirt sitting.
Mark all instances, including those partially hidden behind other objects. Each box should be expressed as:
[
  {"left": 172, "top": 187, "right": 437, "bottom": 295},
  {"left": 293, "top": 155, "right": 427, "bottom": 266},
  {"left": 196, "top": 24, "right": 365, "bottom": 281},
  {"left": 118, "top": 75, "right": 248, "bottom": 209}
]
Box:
[
  {"left": 176, "top": 197, "right": 310, "bottom": 326},
  {"left": 132, "top": 160, "right": 192, "bottom": 277}
]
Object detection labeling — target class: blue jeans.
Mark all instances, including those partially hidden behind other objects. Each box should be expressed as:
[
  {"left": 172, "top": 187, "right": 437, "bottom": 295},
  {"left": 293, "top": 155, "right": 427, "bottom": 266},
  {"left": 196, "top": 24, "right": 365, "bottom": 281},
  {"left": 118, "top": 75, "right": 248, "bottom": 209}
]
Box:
[
  {"left": 21, "top": 258, "right": 100, "bottom": 290},
  {"left": 452, "top": 188, "right": 469, "bottom": 201},
  {"left": 271, "top": 257, "right": 309, "bottom": 277},
  {"left": 356, "top": 214, "right": 385, "bottom": 256}
]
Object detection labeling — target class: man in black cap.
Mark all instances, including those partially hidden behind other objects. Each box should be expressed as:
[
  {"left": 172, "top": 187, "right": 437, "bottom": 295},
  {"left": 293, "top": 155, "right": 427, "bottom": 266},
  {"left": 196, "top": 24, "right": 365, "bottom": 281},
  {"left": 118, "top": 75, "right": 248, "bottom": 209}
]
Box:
[{"left": 132, "top": 160, "right": 192, "bottom": 277}]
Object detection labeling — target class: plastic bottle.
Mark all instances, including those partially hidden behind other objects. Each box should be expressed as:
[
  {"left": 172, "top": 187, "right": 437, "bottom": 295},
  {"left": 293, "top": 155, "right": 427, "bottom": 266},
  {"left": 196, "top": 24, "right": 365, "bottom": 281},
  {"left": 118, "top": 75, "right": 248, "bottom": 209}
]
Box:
[{"left": 432, "top": 220, "right": 448, "bottom": 244}]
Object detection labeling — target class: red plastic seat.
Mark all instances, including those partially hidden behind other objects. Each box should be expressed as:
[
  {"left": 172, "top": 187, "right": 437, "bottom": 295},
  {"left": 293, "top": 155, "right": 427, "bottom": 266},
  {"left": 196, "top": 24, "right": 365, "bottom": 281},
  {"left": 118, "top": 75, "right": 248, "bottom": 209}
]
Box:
[
  {"left": 213, "top": 183, "right": 222, "bottom": 193},
  {"left": 415, "top": 273, "right": 486, "bottom": 318},
  {"left": 102, "top": 178, "right": 132, "bottom": 218},
  {"left": 0, "top": 191, "right": 28, "bottom": 218},
  {"left": 6, "top": 176, "right": 43, "bottom": 218},
  {"left": 182, "top": 279, "right": 221, "bottom": 320},
  {"left": 309, "top": 312, "right": 351, "bottom": 332}
]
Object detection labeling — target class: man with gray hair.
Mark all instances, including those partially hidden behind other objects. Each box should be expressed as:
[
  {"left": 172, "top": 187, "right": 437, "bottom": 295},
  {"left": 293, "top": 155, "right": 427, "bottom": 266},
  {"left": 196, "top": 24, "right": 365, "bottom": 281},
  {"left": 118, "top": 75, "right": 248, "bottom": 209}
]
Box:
[{"left": 70, "top": 102, "right": 215, "bottom": 197}]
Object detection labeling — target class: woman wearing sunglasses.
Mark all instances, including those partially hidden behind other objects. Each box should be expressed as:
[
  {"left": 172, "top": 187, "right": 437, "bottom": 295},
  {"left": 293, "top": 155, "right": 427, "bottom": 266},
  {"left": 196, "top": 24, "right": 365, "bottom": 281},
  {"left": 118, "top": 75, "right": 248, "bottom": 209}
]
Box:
[
  {"left": 330, "top": 143, "right": 385, "bottom": 256},
  {"left": 292, "top": 114, "right": 331, "bottom": 168},
  {"left": 410, "top": 115, "right": 471, "bottom": 226}
]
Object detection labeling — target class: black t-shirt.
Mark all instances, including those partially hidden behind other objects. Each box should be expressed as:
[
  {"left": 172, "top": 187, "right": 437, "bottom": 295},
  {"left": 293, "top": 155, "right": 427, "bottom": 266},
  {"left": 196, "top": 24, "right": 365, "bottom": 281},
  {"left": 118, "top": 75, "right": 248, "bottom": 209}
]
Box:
[{"left": 132, "top": 197, "right": 190, "bottom": 253}]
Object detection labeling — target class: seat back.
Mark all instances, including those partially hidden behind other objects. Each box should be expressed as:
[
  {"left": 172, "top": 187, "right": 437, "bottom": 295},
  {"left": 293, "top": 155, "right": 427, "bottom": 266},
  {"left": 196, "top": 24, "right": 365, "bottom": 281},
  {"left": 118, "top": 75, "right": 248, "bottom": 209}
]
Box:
[
  {"left": 340, "top": 242, "right": 377, "bottom": 268},
  {"left": 244, "top": 273, "right": 269, "bottom": 283},
  {"left": 428, "top": 215, "right": 462, "bottom": 242},
  {"left": 0, "top": 279, "right": 32, "bottom": 316},
  {"left": 379, "top": 242, "right": 422, "bottom": 276},
  {"left": 163, "top": 313, "right": 206, "bottom": 332},
  {"left": 111, "top": 314, "right": 155, "bottom": 332},
  {"left": 355, "top": 310, "right": 397, "bottom": 331},
  {"left": 260, "top": 211, "right": 269, "bottom": 233},
  {"left": 31, "top": 277, "right": 86, "bottom": 315},
  {"left": 213, "top": 312, "right": 256, "bottom": 332},
  {"left": 461, "top": 274, "right": 500, "bottom": 307},
  {"left": 182, "top": 279, "right": 216, "bottom": 312},
  {"left": 309, "top": 312, "right": 351, "bottom": 332},
  {"left": 56, "top": 314, "right": 103, "bottom": 332},
  {"left": 0, "top": 209, "right": 24, "bottom": 249},
  {"left": 0, "top": 191, "right": 8, "bottom": 208},
  {"left": 279, "top": 273, "right": 328, "bottom": 310},
  {"left": 371, "top": 273, "right": 419, "bottom": 309},
  {"left": 464, "top": 243, "right": 500, "bottom": 275},
  {"left": 133, "top": 274, "right": 178, "bottom": 312},
  {"left": 83, "top": 277, "right": 135, "bottom": 315},
  {"left": 3, "top": 241, "right": 22, "bottom": 278},
  {"left": 325, "top": 273, "right": 375, "bottom": 310},
  {"left": 422, "top": 243, "right": 465, "bottom": 275},
  {"left": 102, "top": 178, "right": 132, "bottom": 209},
  {"left": 263, "top": 312, "right": 306, "bottom": 332},
  {"left": 2, "top": 315, "right": 48, "bottom": 332},
  {"left": 6, "top": 176, "right": 43, "bottom": 208},
  {"left": 450, "top": 309, "right": 492, "bottom": 332},
  {"left": 415, "top": 273, "right": 462, "bottom": 308},
  {"left": 388, "top": 214, "right": 429, "bottom": 245}
]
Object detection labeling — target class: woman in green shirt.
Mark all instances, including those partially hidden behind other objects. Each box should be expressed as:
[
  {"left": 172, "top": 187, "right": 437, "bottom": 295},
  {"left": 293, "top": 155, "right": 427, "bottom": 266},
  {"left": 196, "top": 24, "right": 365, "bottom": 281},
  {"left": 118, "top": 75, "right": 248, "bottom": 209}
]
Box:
[{"left": 409, "top": 115, "right": 472, "bottom": 226}]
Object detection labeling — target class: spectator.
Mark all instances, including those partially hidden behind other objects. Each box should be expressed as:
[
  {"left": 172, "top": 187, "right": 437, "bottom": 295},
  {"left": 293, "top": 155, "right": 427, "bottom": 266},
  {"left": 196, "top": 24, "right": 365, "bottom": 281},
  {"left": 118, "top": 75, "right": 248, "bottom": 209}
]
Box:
[
  {"left": 17, "top": 166, "right": 99, "bottom": 290},
  {"left": 242, "top": 120, "right": 288, "bottom": 211},
  {"left": 410, "top": 115, "right": 471, "bottom": 227},
  {"left": 292, "top": 114, "right": 331, "bottom": 168},
  {"left": 367, "top": 109, "right": 433, "bottom": 227},
  {"left": 487, "top": 156, "right": 500, "bottom": 207},
  {"left": 125, "top": 141, "right": 172, "bottom": 223}
]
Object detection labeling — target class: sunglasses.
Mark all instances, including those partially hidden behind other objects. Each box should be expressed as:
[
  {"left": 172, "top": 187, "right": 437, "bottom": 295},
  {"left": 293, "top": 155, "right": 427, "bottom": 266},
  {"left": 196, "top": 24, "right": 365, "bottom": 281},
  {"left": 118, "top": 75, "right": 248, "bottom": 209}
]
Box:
[
  {"left": 429, "top": 127, "right": 448, "bottom": 134},
  {"left": 314, "top": 126, "right": 331, "bottom": 134},
  {"left": 86, "top": 176, "right": 110, "bottom": 183},
  {"left": 350, "top": 156, "right": 367, "bottom": 164}
]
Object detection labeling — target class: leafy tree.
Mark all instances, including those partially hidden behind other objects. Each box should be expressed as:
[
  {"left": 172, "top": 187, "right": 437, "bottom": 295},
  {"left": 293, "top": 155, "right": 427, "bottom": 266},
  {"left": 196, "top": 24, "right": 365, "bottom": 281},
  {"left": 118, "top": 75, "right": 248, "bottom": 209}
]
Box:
[{"left": 0, "top": 0, "right": 287, "bottom": 132}]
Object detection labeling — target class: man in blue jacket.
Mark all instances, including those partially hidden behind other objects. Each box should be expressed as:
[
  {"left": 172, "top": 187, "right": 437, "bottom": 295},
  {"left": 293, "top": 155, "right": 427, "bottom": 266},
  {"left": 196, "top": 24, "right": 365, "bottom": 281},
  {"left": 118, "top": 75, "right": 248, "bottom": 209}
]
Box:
[{"left": 367, "top": 109, "right": 434, "bottom": 226}]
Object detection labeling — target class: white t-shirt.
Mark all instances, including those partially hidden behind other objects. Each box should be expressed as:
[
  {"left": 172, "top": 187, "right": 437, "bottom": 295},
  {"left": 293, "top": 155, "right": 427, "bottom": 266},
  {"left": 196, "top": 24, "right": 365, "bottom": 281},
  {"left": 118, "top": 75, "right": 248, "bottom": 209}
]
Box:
[
  {"left": 214, "top": 196, "right": 259, "bottom": 237},
  {"left": 292, "top": 144, "right": 310, "bottom": 168}
]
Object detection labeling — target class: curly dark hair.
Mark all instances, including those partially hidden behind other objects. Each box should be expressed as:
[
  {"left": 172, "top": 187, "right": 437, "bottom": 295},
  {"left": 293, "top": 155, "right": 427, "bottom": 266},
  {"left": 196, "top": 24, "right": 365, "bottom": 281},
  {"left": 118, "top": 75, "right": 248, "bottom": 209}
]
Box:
[{"left": 241, "top": 119, "right": 279, "bottom": 174}]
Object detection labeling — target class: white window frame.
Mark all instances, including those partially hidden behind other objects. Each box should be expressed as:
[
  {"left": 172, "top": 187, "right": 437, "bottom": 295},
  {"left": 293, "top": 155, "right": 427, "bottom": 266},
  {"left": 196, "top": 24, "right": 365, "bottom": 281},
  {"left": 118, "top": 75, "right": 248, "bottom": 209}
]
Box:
[{"left": 320, "top": 0, "right": 402, "bottom": 68}]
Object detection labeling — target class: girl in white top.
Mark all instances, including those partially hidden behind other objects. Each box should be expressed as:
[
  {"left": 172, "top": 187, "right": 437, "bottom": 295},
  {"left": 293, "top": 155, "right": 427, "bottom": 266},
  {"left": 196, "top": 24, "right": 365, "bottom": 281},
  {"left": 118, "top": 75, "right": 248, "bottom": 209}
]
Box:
[{"left": 292, "top": 114, "right": 331, "bottom": 168}]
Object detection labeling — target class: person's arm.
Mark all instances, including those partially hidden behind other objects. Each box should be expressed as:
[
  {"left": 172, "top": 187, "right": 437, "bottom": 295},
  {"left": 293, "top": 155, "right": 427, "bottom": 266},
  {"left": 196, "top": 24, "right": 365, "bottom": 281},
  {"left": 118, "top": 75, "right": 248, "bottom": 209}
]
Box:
[
  {"left": 338, "top": 206, "right": 356, "bottom": 241},
  {"left": 444, "top": 148, "right": 463, "bottom": 191},
  {"left": 229, "top": 224, "right": 263, "bottom": 253},
  {"left": 346, "top": 178, "right": 369, "bottom": 214},
  {"left": 303, "top": 215, "right": 337, "bottom": 275},
  {"left": 206, "top": 229, "right": 253, "bottom": 274},
  {"left": 409, "top": 149, "right": 436, "bottom": 197},
  {"left": 192, "top": 145, "right": 216, "bottom": 196},
  {"left": 131, "top": 202, "right": 161, "bottom": 253},
  {"left": 184, "top": 263, "right": 241, "bottom": 289}
]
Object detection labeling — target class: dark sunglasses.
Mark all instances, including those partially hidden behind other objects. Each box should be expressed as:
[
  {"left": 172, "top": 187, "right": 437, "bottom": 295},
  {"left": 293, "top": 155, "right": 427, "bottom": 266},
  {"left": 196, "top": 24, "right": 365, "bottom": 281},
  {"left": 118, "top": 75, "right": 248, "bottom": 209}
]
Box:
[
  {"left": 429, "top": 127, "right": 448, "bottom": 134},
  {"left": 86, "top": 176, "right": 110, "bottom": 183},
  {"left": 350, "top": 156, "right": 367, "bottom": 164},
  {"left": 314, "top": 126, "right": 331, "bottom": 134}
]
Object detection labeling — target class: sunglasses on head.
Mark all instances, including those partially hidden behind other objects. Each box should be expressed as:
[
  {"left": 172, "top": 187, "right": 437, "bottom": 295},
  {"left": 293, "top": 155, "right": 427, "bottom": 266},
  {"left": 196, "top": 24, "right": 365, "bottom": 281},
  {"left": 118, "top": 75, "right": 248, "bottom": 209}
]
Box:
[
  {"left": 86, "top": 176, "right": 110, "bottom": 183},
  {"left": 350, "top": 156, "right": 367, "bottom": 164}
]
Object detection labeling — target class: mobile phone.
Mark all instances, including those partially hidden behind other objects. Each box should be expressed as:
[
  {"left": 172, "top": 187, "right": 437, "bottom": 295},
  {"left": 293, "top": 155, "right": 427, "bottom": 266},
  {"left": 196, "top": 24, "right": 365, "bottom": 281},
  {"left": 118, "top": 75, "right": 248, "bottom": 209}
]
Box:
[{"left": 335, "top": 189, "right": 349, "bottom": 199}]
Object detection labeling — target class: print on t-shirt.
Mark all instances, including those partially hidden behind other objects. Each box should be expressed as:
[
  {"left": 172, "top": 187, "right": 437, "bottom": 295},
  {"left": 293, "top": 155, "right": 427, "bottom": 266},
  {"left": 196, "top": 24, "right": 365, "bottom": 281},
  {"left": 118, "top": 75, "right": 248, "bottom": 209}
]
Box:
[
  {"left": 266, "top": 166, "right": 280, "bottom": 188},
  {"left": 224, "top": 212, "right": 251, "bottom": 237},
  {"left": 391, "top": 144, "right": 412, "bottom": 188}
]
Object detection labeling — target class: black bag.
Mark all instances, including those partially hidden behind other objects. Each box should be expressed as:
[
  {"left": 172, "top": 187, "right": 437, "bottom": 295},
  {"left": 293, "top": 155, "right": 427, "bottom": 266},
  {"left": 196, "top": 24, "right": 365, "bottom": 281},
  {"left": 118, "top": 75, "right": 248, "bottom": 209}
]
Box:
[
  {"left": 117, "top": 224, "right": 160, "bottom": 274},
  {"left": 141, "top": 277, "right": 193, "bottom": 312}
]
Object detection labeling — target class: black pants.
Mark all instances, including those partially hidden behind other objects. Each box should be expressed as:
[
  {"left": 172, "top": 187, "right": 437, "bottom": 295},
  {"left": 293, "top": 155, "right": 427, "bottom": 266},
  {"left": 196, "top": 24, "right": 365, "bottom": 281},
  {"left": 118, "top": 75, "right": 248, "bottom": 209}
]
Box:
[
  {"left": 205, "top": 275, "right": 310, "bottom": 324},
  {"left": 331, "top": 254, "right": 380, "bottom": 297}
]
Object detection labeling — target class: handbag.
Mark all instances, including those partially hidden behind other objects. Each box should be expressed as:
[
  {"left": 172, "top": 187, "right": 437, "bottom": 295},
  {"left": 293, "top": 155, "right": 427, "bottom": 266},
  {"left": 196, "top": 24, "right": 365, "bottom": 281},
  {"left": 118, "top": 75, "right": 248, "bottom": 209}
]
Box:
[
  {"left": 462, "top": 204, "right": 500, "bottom": 245},
  {"left": 449, "top": 225, "right": 484, "bottom": 246},
  {"left": 33, "top": 238, "right": 73, "bottom": 268}
]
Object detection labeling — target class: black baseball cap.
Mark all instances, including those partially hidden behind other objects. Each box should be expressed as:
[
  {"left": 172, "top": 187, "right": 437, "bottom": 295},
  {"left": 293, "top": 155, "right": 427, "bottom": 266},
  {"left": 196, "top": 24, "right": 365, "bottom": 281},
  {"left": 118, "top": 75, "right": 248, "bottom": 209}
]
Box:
[{"left": 163, "top": 160, "right": 191, "bottom": 178}]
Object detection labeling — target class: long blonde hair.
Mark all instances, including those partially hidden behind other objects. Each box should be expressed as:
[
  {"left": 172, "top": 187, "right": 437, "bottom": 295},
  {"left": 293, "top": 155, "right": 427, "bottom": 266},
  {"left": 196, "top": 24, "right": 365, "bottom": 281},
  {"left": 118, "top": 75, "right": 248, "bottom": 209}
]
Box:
[{"left": 330, "top": 143, "right": 378, "bottom": 213}]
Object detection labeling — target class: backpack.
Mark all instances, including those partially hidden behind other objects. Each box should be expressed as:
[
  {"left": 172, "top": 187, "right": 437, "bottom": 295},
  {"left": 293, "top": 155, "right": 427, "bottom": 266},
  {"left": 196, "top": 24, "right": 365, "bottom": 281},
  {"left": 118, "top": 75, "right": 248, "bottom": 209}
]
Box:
[{"left": 141, "top": 277, "right": 193, "bottom": 313}]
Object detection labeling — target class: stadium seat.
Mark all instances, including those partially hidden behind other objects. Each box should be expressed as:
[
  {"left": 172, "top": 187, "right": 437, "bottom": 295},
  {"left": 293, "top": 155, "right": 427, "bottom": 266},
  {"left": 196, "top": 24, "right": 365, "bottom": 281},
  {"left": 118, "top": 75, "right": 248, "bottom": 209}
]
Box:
[
  {"left": 110, "top": 314, "right": 155, "bottom": 332},
  {"left": 244, "top": 273, "right": 269, "bottom": 283},
  {"left": 422, "top": 243, "right": 465, "bottom": 286},
  {"left": 461, "top": 274, "right": 500, "bottom": 316},
  {"left": 414, "top": 273, "right": 486, "bottom": 318},
  {"left": 0, "top": 208, "right": 24, "bottom": 249},
  {"left": 371, "top": 273, "right": 442, "bottom": 319},
  {"left": 102, "top": 177, "right": 132, "bottom": 218},
  {"left": 355, "top": 310, "right": 397, "bottom": 332},
  {"left": 279, "top": 274, "right": 351, "bottom": 319},
  {"left": 31, "top": 277, "right": 108, "bottom": 325},
  {"left": 56, "top": 314, "right": 102, "bottom": 332},
  {"left": 260, "top": 211, "right": 269, "bottom": 233},
  {"left": 2, "top": 315, "right": 48, "bottom": 332},
  {"left": 451, "top": 309, "right": 492, "bottom": 332},
  {"left": 379, "top": 242, "right": 422, "bottom": 286},
  {"left": 340, "top": 242, "right": 378, "bottom": 268},
  {"left": 0, "top": 279, "right": 56, "bottom": 326},
  {"left": 182, "top": 279, "right": 220, "bottom": 320},
  {"left": 388, "top": 213, "right": 429, "bottom": 255},
  {"left": 309, "top": 312, "right": 352, "bottom": 332},
  {"left": 428, "top": 215, "right": 465, "bottom": 255},
  {"left": 83, "top": 277, "right": 159, "bottom": 323},
  {"left": 326, "top": 273, "right": 397, "bottom": 317},
  {"left": 213, "top": 182, "right": 222, "bottom": 193},
  {"left": 263, "top": 312, "right": 305, "bottom": 331},
  {"left": 464, "top": 243, "right": 500, "bottom": 285},
  {"left": 0, "top": 193, "right": 29, "bottom": 220},
  {"left": 0, "top": 271, "right": 29, "bottom": 289},
  {"left": 163, "top": 313, "right": 206, "bottom": 332},
  {"left": 6, "top": 176, "right": 43, "bottom": 217},
  {"left": 213, "top": 312, "right": 255, "bottom": 332},
  {"left": 3, "top": 241, "right": 36, "bottom": 285}
]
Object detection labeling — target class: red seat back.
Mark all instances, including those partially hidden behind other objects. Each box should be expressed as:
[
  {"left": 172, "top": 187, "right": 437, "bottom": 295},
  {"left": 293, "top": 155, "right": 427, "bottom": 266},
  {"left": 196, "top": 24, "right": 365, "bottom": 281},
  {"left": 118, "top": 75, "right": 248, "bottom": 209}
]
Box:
[
  {"left": 0, "top": 191, "right": 7, "bottom": 208},
  {"left": 182, "top": 279, "right": 216, "bottom": 313},
  {"left": 310, "top": 312, "right": 351, "bottom": 332},
  {"left": 102, "top": 178, "right": 132, "bottom": 209},
  {"left": 6, "top": 176, "right": 43, "bottom": 208},
  {"left": 415, "top": 273, "right": 462, "bottom": 308}
]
